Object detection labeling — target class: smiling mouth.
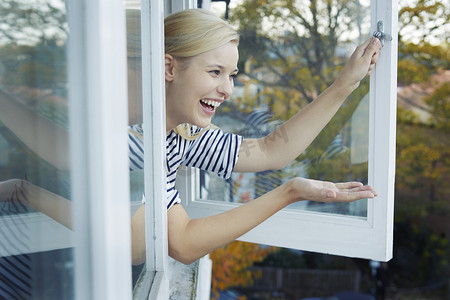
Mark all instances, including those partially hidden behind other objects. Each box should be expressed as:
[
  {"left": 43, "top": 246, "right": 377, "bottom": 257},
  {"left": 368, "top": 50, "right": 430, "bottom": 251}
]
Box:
[{"left": 200, "top": 99, "right": 221, "bottom": 111}]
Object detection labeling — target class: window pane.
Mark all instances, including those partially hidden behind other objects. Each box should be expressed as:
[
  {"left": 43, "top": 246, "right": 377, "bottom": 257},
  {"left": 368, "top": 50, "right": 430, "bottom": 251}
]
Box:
[
  {"left": 125, "top": 3, "right": 147, "bottom": 289},
  {"left": 199, "top": 0, "right": 371, "bottom": 217},
  {"left": 0, "top": 0, "right": 73, "bottom": 298}
]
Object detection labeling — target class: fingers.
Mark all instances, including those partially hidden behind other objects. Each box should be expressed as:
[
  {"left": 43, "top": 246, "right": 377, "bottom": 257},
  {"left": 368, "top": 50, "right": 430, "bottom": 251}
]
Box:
[
  {"left": 332, "top": 182, "right": 378, "bottom": 202},
  {"left": 336, "top": 190, "right": 376, "bottom": 202},
  {"left": 354, "top": 38, "right": 381, "bottom": 65},
  {"left": 354, "top": 38, "right": 373, "bottom": 57},
  {"left": 363, "top": 38, "right": 382, "bottom": 60},
  {"left": 367, "top": 46, "right": 381, "bottom": 75},
  {"left": 335, "top": 182, "right": 363, "bottom": 189},
  {"left": 371, "top": 49, "right": 381, "bottom": 64}
]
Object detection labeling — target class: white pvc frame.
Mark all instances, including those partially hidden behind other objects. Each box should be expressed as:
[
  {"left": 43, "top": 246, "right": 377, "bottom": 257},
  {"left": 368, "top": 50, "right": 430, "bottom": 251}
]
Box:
[
  {"left": 68, "top": 0, "right": 132, "bottom": 299},
  {"left": 140, "top": 0, "right": 169, "bottom": 299},
  {"left": 179, "top": 0, "right": 398, "bottom": 262},
  {"left": 132, "top": 1, "right": 199, "bottom": 299}
]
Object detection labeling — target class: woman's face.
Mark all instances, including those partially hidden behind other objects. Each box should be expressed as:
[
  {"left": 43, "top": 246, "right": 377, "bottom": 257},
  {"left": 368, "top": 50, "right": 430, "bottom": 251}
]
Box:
[{"left": 165, "top": 42, "right": 239, "bottom": 130}]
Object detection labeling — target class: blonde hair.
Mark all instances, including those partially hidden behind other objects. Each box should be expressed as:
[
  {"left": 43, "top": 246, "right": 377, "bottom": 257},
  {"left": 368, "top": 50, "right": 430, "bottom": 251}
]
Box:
[
  {"left": 165, "top": 9, "right": 239, "bottom": 139},
  {"left": 165, "top": 9, "right": 239, "bottom": 59},
  {"left": 127, "top": 9, "right": 238, "bottom": 140},
  {"left": 126, "top": 9, "right": 142, "bottom": 59},
  {"left": 127, "top": 8, "right": 240, "bottom": 59}
]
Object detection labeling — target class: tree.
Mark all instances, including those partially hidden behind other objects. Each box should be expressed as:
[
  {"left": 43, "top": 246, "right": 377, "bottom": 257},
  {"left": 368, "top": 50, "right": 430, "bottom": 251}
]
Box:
[
  {"left": 397, "top": 0, "right": 450, "bottom": 85},
  {"left": 392, "top": 0, "right": 450, "bottom": 293},
  {"left": 210, "top": 241, "right": 274, "bottom": 299},
  {"left": 0, "top": 0, "right": 67, "bottom": 46},
  {"left": 210, "top": 1, "right": 374, "bottom": 296},
  {"left": 227, "top": 0, "right": 372, "bottom": 185},
  {"left": 0, "top": 0, "right": 68, "bottom": 126},
  {"left": 398, "top": 0, "right": 449, "bottom": 45},
  {"left": 231, "top": 0, "right": 369, "bottom": 104},
  {"left": 210, "top": 0, "right": 450, "bottom": 297}
]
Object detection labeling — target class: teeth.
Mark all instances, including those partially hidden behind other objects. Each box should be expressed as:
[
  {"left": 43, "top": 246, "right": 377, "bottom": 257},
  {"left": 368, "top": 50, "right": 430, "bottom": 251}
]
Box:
[{"left": 201, "top": 99, "right": 221, "bottom": 107}]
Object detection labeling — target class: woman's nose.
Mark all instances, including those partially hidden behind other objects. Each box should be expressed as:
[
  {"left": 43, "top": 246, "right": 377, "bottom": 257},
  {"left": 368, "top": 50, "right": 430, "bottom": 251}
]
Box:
[{"left": 217, "top": 78, "right": 233, "bottom": 99}]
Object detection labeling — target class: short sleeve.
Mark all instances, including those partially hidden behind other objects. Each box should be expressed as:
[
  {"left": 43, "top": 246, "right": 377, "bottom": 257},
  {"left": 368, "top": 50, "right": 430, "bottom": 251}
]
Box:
[
  {"left": 142, "top": 189, "right": 181, "bottom": 210},
  {"left": 182, "top": 128, "right": 243, "bottom": 179},
  {"left": 128, "top": 124, "right": 144, "bottom": 170}
]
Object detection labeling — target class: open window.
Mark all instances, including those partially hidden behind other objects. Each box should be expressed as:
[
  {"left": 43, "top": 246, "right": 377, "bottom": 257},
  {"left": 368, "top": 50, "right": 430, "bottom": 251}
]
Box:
[
  {"left": 0, "top": 0, "right": 132, "bottom": 299},
  {"left": 178, "top": 0, "right": 398, "bottom": 262}
]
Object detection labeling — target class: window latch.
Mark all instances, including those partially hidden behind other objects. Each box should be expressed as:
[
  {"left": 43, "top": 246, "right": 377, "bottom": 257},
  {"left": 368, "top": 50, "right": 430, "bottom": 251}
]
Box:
[{"left": 373, "top": 21, "right": 392, "bottom": 47}]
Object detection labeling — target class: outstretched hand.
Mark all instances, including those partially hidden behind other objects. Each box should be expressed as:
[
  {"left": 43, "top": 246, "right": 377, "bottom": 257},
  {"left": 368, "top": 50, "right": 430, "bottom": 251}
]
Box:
[
  {"left": 335, "top": 37, "right": 382, "bottom": 91},
  {"left": 288, "top": 177, "right": 377, "bottom": 204}
]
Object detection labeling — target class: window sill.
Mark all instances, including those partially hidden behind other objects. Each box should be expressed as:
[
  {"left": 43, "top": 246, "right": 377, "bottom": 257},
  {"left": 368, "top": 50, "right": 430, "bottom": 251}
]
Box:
[{"left": 169, "top": 255, "right": 212, "bottom": 300}]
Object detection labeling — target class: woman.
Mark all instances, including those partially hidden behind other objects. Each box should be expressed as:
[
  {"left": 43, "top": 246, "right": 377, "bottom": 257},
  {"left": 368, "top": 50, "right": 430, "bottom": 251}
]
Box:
[
  {"left": 0, "top": 8, "right": 381, "bottom": 265},
  {"left": 129, "top": 9, "right": 381, "bottom": 265}
]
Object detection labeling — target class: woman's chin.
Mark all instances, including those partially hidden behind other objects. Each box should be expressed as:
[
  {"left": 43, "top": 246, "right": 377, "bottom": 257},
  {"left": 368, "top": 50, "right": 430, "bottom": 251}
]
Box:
[{"left": 191, "top": 118, "right": 212, "bottom": 129}]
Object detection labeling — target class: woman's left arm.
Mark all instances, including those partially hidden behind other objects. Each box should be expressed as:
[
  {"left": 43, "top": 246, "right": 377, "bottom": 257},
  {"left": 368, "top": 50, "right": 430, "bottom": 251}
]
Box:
[{"left": 234, "top": 38, "right": 382, "bottom": 173}]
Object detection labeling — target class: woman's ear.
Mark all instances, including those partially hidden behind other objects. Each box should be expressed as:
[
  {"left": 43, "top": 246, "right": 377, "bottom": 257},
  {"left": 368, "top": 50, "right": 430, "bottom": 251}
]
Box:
[{"left": 165, "top": 54, "right": 175, "bottom": 82}]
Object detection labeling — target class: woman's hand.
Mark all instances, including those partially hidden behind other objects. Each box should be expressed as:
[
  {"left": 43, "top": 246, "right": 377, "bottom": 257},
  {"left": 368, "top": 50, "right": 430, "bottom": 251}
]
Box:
[
  {"left": 334, "top": 38, "right": 382, "bottom": 92},
  {"left": 0, "top": 179, "right": 27, "bottom": 204},
  {"left": 0, "top": 179, "right": 73, "bottom": 229},
  {"left": 287, "top": 177, "right": 377, "bottom": 204}
]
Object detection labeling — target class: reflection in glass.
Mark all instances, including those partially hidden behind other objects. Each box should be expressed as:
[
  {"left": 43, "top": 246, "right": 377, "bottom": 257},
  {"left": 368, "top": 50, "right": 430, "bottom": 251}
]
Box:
[
  {"left": 0, "top": 0, "right": 73, "bottom": 298},
  {"left": 199, "top": 0, "right": 371, "bottom": 217},
  {"left": 125, "top": 4, "right": 147, "bottom": 290}
]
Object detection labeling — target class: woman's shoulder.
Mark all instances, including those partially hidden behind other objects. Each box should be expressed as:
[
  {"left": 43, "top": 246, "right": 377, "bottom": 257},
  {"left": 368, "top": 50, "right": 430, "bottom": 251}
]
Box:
[{"left": 129, "top": 123, "right": 144, "bottom": 134}]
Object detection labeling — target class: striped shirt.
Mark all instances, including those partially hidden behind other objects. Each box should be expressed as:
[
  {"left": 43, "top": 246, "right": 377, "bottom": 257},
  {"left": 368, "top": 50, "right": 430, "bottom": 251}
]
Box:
[{"left": 128, "top": 124, "right": 243, "bottom": 210}]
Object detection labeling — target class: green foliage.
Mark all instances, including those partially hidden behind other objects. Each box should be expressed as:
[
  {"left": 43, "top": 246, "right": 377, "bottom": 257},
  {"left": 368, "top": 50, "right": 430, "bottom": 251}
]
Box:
[
  {"left": 398, "top": 0, "right": 449, "bottom": 44},
  {"left": 395, "top": 65, "right": 450, "bottom": 290},
  {"left": 397, "top": 0, "right": 449, "bottom": 85},
  {"left": 299, "top": 78, "right": 370, "bottom": 165},
  {"left": 397, "top": 59, "right": 431, "bottom": 85},
  {"left": 396, "top": 120, "right": 449, "bottom": 209},
  {"left": 398, "top": 42, "right": 450, "bottom": 85},
  {"left": 223, "top": 0, "right": 450, "bottom": 295},
  {"left": 228, "top": 0, "right": 372, "bottom": 190},
  {"left": 396, "top": 106, "right": 421, "bottom": 125},
  {"left": 425, "top": 82, "right": 450, "bottom": 131},
  {"left": 230, "top": 0, "right": 366, "bottom": 103}
]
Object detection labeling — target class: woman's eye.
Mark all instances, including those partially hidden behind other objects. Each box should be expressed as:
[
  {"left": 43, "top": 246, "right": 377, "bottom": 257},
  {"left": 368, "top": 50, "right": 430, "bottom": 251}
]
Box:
[
  {"left": 230, "top": 73, "right": 238, "bottom": 79},
  {"left": 210, "top": 70, "right": 220, "bottom": 76}
]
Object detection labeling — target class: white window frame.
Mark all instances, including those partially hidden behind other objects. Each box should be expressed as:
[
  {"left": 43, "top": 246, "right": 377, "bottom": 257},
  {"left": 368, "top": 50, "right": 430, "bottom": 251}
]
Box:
[
  {"left": 138, "top": 0, "right": 169, "bottom": 299},
  {"left": 0, "top": 0, "right": 134, "bottom": 298},
  {"left": 68, "top": 0, "right": 132, "bottom": 299},
  {"left": 178, "top": 0, "right": 398, "bottom": 262},
  {"left": 136, "top": 1, "right": 199, "bottom": 299},
  {"left": 71, "top": 0, "right": 173, "bottom": 298}
]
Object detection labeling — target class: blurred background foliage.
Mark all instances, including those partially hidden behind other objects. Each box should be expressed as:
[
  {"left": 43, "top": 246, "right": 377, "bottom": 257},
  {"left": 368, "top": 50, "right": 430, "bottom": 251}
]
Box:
[{"left": 209, "top": 0, "right": 449, "bottom": 298}]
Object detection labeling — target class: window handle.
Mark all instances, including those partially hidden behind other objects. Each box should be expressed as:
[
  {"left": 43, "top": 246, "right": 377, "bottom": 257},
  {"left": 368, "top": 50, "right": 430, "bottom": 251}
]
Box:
[{"left": 373, "top": 21, "right": 392, "bottom": 47}]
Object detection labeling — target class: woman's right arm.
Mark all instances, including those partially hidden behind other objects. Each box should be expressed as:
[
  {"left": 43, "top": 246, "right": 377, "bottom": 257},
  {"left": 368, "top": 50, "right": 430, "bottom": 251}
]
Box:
[
  {"left": 131, "top": 205, "right": 146, "bottom": 265},
  {"left": 0, "top": 179, "right": 73, "bottom": 229},
  {"left": 166, "top": 178, "right": 376, "bottom": 265},
  {"left": 0, "top": 89, "right": 70, "bottom": 170},
  {"left": 130, "top": 178, "right": 376, "bottom": 265}
]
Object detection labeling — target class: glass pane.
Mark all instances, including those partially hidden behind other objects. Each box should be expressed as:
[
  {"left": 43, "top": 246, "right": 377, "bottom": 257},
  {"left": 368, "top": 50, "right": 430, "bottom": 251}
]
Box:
[
  {"left": 125, "top": 2, "right": 147, "bottom": 290},
  {"left": 0, "top": 0, "right": 73, "bottom": 298},
  {"left": 199, "top": 0, "right": 371, "bottom": 217}
]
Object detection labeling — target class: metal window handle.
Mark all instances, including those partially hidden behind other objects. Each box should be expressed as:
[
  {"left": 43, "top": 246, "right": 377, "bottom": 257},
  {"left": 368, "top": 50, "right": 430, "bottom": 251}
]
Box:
[{"left": 373, "top": 21, "right": 392, "bottom": 47}]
